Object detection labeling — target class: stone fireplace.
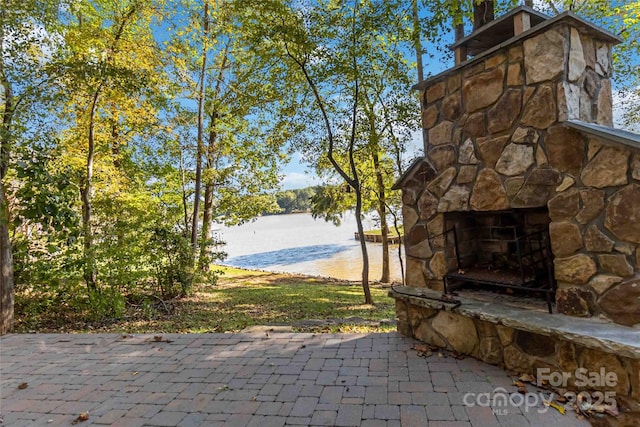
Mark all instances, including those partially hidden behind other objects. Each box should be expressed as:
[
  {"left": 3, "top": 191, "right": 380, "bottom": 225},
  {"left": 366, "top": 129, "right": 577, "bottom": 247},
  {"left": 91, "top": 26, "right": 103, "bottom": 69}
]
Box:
[{"left": 390, "top": 5, "right": 640, "bottom": 422}]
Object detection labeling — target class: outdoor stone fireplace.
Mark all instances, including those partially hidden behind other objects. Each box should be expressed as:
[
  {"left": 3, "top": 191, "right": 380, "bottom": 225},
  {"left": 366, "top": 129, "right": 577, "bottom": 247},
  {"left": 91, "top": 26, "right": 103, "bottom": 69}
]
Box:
[{"left": 390, "top": 5, "right": 640, "bottom": 422}]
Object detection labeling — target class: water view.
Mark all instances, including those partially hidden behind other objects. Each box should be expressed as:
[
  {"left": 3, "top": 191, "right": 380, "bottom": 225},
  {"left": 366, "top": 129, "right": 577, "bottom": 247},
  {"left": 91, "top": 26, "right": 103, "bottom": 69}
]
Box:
[{"left": 216, "top": 213, "right": 405, "bottom": 282}]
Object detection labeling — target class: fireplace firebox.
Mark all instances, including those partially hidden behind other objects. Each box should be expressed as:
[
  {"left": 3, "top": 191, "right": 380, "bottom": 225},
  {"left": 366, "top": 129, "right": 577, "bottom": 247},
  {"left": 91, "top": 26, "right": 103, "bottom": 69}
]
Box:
[{"left": 442, "top": 209, "right": 555, "bottom": 312}]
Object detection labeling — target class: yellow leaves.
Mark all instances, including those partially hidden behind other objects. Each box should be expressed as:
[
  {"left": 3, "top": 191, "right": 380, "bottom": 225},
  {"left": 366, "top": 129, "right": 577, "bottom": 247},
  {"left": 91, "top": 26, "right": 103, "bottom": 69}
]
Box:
[{"left": 547, "top": 400, "right": 566, "bottom": 415}]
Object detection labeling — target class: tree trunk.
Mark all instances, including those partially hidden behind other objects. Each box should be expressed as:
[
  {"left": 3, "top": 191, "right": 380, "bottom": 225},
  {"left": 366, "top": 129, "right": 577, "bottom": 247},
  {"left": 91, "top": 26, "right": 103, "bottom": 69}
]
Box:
[
  {"left": 199, "top": 121, "right": 217, "bottom": 270},
  {"left": 179, "top": 149, "right": 190, "bottom": 235},
  {"left": 473, "top": 0, "right": 495, "bottom": 29},
  {"left": 0, "top": 2, "right": 15, "bottom": 334},
  {"left": 354, "top": 184, "right": 373, "bottom": 304},
  {"left": 411, "top": 0, "right": 430, "bottom": 152},
  {"left": 200, "top": 181, "right": 214, "bottom": 270},
  {"left": 0, "top": 184, "right": 13, "bottom": 334},
  {"left": 411, "top": 0, "right": 424, "bottom": 83},
  {"left": 372, "top": 152, "right": 390, "bottom": 283},
  {"left": 81, "top": 89, "right": 100, "bottom": 291},
  {"left": 191, "top": 2, "right": 209, "bottom": 255}
]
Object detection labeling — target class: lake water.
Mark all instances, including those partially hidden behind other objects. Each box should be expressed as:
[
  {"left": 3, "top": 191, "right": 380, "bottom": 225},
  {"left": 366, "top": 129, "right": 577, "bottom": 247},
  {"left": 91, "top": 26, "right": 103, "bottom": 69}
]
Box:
[{"left": 216, "top": 213, "right": 405, "bottom": 282}]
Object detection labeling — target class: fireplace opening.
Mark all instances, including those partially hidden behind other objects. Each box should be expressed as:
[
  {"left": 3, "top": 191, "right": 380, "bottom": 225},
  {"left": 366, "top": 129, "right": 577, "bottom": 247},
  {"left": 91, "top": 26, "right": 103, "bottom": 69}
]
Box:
[{"left": 442, "top": 208, "right": 556, "bottom": 313}]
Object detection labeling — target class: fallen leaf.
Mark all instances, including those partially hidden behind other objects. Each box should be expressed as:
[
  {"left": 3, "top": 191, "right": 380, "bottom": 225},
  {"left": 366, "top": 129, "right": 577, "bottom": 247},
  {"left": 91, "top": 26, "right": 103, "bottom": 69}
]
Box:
[
  {"left": 71, "top": 412, "right": 89, "bottom": 424},
  {"left": 518, "top": 373, "right": 536, "bottom": 383},
  {"left": 148, "top": 335, "right": 173, "bottom": 344},
  {"left": 517, "top": 386, "right": 528, "bottom": 394},
  {"left": 548, "top": 401, "right": 566, "bottom": 415},
  {"left": 412, "top": 344, "right": 429, "bottom": 352},
  {"left": 604, "top": 405, "right": 620, "bottom": 417},
  {"left": 589, "top": 399, "right": 619, "bottom": 416},
  {"left": 17, "top": 382, "right": 28, "bottom": 390},
  {"left": 513, "top": 381, "right": 526, "bottom": 388}
]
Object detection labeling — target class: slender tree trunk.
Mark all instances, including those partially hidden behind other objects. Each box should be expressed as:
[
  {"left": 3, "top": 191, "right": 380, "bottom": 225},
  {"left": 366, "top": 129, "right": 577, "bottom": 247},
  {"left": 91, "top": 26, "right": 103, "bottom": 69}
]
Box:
[
  {"left": 200, "top": 120, "right": 217, "bottom": 270},
  {"left": 0, "top": 3, "right": 14, "bottom": 334},
  {"left": 110, "top": 109, "right": 121, "bottom": 170},
  {"left": 412, "top": 0, "right": 430, "bottom": 155},
  {"left": 0, "top": 183, "right": 12, "bottom": 335},
  {"left": 179, "top": 149, "right": 190, "bottom": 235},
  {"left": 354, "top": 185, "right": 372, "bottom": 304},
  {"left": 473, "top": 0, "right": 494, "bottom": 29},
  {"left": 81, "top": 89, "right": 100, "bottom": 291},
  {"left": 411, "top": 0, "right": 424, "bottom": 83},
  {"left": 372, "top": 151, "right": 390, "bottom": 283},
  {"left": 191, "top": 2, "right": 209, "bottom": 255},
  {"left": 200, "top": 48, "right": 227, "bottom": 270},
  {"left": 200, "top": 181, "right": 214, "bottom": 269}
]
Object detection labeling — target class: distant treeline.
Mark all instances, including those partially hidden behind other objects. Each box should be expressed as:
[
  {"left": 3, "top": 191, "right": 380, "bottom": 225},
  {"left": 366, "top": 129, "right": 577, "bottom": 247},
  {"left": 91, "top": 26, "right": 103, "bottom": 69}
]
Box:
[{"left": 272, "top": 187, "right": 318, "bottom": 214}]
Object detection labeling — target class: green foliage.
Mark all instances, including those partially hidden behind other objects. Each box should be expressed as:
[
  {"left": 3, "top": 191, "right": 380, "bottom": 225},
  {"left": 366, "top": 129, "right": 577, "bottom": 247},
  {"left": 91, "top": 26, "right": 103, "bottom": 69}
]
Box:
[
  {"left": 310, "top": 185, "right": 354, "bottom": 226},
  {"left": 84, "top": 287, "right": 127, "bottom": 322},
  {"left": 149, "top": 223, "right": 195, "bottom": 298},
  {"left": 274, "top": 187, "right": 317, "bottom": 214},
  {"left": 15, "top": 267, "right": 395, "bottom": 333}
]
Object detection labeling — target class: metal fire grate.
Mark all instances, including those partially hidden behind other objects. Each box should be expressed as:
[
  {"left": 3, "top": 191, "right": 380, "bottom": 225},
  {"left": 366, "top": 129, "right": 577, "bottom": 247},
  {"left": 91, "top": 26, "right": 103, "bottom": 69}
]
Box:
[{"left": 442, "top": 225, "right": 556, "bottom": 313}]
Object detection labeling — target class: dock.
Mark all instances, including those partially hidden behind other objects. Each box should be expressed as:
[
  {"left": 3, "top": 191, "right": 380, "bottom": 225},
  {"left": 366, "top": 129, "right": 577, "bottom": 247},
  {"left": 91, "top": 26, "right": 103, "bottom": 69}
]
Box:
[{"left": 354, "top": 232, "right": 403, "bottom": 244}]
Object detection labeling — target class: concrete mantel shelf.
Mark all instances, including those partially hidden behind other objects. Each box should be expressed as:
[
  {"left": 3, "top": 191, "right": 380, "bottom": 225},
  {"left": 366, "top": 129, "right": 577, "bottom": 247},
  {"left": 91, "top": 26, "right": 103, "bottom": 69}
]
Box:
[{"left": 389, "top": 286, "right": 640, "bottom": 360}]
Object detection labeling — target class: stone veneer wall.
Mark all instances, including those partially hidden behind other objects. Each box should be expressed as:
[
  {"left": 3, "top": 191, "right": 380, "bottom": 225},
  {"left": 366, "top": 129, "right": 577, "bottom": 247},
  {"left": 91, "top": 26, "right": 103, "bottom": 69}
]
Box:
[
  {"left": 394, "top": 300, "right": 640, "bottom": 423},
  {"left": 402, "top": 19, "right": 640, "bottom": 327}
]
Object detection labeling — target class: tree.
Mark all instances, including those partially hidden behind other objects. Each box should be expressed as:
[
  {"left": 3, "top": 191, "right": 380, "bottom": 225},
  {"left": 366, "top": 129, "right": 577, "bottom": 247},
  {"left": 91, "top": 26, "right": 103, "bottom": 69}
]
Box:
[
  {"left": 0, "top": 0, "right": 66, "bottom": 334},
  {"left": 57, "top": 0, "right": 165, "bottom": 291},
  {"left": 165, "top": 0, "right": 302, "bottom": 269},
  {"left": 242, "top": 0, "right": 421, "bottom": 299},
  {"left": 242, "top": 0, "right": 378, "bottom": 302}
]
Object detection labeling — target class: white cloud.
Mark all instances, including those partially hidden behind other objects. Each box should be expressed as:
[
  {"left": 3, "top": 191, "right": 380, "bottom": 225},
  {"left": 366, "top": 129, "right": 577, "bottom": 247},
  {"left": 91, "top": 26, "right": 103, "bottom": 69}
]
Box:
[
  {"left": 613, "top": 88, "right": 640, "bottom": 132},
  {"left": 280, "top": 172, "right": 323, "bottom": 190}
]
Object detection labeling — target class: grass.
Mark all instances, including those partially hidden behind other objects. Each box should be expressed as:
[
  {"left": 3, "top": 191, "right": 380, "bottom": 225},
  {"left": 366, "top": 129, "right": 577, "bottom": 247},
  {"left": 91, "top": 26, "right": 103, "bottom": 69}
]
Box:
[
  {"left": 364, "top": 226, "right": 404, "bottom": 237},
  {"left": 14, "top": 266, "right": 397, "bottom": 334}
]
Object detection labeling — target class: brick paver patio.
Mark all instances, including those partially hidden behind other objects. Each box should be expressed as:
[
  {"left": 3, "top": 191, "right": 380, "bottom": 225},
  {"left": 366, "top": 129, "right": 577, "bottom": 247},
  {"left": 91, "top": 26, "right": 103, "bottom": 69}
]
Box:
[{"left": 0, "top": 332, "right": 589, "bottom": 426}]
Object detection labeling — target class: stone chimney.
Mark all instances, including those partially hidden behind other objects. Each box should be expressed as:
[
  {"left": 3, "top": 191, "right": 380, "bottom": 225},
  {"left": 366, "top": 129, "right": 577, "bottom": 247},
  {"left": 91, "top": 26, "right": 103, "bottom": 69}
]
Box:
[{"left": 412, "top": 6, "right": 622, "bottom": 175}]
